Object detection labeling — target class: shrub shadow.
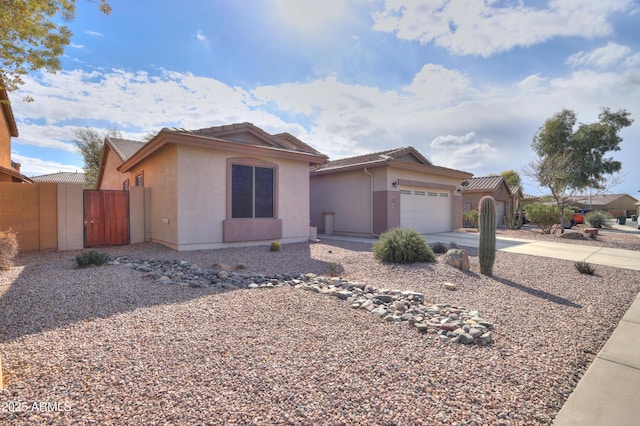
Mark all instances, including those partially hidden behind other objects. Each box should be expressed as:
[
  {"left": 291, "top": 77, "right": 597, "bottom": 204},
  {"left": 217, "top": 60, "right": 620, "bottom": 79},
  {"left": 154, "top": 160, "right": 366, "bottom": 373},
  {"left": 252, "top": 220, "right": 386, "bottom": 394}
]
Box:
[{"left": 490, "top": 276, "right": 582, "bottom": 308}]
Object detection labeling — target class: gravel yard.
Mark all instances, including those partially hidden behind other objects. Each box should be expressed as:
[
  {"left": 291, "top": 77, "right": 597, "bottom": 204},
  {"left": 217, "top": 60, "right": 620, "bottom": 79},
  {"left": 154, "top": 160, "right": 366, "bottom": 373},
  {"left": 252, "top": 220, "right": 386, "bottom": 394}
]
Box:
[{"left": 1, "top": 235, "right": 639, "bottom": 425}]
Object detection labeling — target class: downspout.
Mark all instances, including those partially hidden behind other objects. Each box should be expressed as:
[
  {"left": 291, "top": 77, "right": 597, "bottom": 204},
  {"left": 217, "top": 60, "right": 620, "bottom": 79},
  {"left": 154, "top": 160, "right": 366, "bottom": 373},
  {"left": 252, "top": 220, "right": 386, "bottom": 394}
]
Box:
[{"left": 363, "top": 168, "right": 380, "bottom": 237}]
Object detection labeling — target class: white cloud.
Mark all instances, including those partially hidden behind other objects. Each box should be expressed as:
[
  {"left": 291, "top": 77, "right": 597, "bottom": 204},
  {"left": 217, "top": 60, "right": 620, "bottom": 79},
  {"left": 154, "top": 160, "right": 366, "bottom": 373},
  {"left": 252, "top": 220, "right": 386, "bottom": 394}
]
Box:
[
  {"left": 196, "top": 30, "right": 210, "bottom": 49},
  {"left": 372, "top": 0, "right": 634, "bottom": 57},
  {"left": 566, "top": 42, "right": 632, "bottom": 68},
  {"left": 274, "top": 0, "right": 348, "bottom": 35},
  {"left": 84, "top": 30, "right": 103, "bottom": 37},
  {"left": 404, "top": 64, "right": 472, "bottom": 106},
  {"left": 10, "top": 154, "right": 81, "bottom": 177},
  {"left": 10, "top": 62, "right": 640, "bottom": 194}
]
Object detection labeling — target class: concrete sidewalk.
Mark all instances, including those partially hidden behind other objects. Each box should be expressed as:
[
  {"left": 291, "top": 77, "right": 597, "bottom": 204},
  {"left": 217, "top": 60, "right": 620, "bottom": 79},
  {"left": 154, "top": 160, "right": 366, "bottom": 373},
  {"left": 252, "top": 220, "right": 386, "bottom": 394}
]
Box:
[
  {"left": 553, "top": 292, "right": 640, "bottom": 426},
  {"left": 320, "top": 230, "right": 640, "bottom": 424},
  {"left": 427, "top": 231, "right": 640, "bottom": 271}
]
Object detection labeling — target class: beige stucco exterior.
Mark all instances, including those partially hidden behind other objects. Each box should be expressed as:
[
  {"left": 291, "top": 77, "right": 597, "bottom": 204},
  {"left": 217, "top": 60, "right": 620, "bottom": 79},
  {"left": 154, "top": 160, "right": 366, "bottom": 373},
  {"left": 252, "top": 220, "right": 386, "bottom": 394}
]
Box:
[
  {"left": 311, "top": 157, "right": 469, "bottom": 237},
  {"left": 99, "top": 145, "right": 133, "bottom": 190},
  {"left": 99, "top": 124, "right": 325, "bottom": 251}
]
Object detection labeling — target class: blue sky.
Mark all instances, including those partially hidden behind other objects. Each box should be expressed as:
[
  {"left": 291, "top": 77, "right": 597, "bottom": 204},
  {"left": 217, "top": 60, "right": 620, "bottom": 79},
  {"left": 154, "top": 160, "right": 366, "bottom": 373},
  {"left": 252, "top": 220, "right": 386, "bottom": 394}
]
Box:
[{"left": 8, "top": 0, "right": 640, "bottom": 197}]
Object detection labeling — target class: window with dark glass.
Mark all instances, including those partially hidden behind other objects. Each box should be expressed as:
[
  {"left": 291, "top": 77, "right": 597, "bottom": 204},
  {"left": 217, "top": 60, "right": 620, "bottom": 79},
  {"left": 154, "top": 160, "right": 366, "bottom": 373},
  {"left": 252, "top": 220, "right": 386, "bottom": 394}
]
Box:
[
  {"left": 123, "top": 179, "right": 129, "bottom": 191},
  {"left": 231, "top": 164, "right": 274, "bottom": 219},
  {"left": 135, "top": 173, "right": 144, "bottom": 187}
]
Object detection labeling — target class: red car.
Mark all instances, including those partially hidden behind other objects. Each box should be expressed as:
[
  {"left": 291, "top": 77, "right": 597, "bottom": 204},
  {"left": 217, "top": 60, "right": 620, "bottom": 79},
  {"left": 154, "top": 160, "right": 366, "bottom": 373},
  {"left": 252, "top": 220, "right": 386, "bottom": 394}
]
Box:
[{"left": 572, "top": 209, "right": 591, "bottom": 225}]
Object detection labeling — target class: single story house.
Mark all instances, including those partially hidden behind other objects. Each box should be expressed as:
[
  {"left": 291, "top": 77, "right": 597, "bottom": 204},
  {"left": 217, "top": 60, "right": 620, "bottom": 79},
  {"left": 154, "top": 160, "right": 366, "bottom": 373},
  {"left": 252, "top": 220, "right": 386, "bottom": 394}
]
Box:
[
  {"left": 461, "top": 176, "right": 513, "bottom": 225},
  {"left": 567, "top": 194, "right": 639, "bottom": 216},
  {"left": 0, "top": 85, "right": 31, "bottom": 183},
  {"left": 310, "top": 147, "right": 472, "bottom": 237},
  {"left": 97, "top": 122, "right": 327, "bottom": 250},
  {"left": 97, "top": 137, "right": 147, "bottom": 190}
]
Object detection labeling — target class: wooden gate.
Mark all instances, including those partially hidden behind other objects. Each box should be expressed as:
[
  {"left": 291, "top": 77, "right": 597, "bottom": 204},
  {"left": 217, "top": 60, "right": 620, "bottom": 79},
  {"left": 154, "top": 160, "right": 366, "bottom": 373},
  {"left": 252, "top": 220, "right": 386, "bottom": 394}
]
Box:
[{"left": 84, "top": 190, "right": 129, "bottom": 248}]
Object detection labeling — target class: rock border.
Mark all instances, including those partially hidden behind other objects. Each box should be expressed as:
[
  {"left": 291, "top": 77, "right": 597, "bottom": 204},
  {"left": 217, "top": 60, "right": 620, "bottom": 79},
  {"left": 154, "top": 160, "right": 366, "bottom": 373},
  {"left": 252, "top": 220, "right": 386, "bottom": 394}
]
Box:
[{"left": 108, "top": 256, "right": 494, "bottom": 345}]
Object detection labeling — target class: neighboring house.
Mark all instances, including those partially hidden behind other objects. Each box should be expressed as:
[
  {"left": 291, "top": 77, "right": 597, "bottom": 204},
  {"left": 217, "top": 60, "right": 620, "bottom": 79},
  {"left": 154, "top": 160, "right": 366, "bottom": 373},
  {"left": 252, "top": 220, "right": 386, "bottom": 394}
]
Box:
[
  {"left": 461, "top": 176, "right": 513, "bottom": 225},
  {"left": 97, "top": 137, "right": 148, "bottom": 190},
  {"left": 0, "top": 85, "right": 31, "bottom": 183},
  {"left": 568, "top": 194, "right": 639, "bottom": 215},
  {"left": 310, "top": 147, "right": 472, "bottom": 237},
  {"left": 98, "top": 122, "right": 327, "bottom": 250},
  {"left": 31, "top": 171, "right": 87, "bottom": 185}
]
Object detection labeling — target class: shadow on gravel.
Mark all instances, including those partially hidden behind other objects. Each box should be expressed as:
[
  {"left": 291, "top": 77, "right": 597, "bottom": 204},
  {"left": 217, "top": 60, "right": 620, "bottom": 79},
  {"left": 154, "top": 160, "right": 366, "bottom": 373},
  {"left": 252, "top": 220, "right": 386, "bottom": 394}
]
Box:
[
  {"left": 0, "top": 242, "right": 339, "bottom": 344},
  {"left": 490, "top": 276, "right": 582, "bottom": 308}
]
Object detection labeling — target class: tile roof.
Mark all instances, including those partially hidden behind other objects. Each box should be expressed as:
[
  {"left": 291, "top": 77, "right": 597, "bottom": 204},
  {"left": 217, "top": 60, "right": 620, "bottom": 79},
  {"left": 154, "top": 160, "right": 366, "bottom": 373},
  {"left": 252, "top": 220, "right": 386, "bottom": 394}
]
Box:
[
  {"left": 167, "top": 122, "right": 324, "bottom": 156},
  {"left": 313, "top": 147, "right": 431, "bottom": 171},
  {"left": 568, "top": 193, "right": 638, "bottom": 206},
  {"left": 462, "top": 176, "right": 506, "bottom": 192},
  {"left": 31, "top": 172, "right": 86, "bottom": 184},
  {"left": 107, "top": 137, "right": 147, "bottom": 161}
]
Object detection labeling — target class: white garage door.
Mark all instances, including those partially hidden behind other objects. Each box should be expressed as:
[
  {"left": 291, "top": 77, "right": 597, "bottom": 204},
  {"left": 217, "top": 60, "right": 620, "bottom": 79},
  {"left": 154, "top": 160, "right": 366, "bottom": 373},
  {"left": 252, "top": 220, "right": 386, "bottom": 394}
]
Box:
[{"left": 400, "top": 187, "right": 452, "bottom": 233}]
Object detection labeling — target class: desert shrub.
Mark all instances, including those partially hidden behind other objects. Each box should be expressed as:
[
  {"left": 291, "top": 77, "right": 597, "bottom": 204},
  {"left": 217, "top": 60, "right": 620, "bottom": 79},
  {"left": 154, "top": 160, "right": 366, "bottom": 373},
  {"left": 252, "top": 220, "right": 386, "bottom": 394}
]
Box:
[
  {"left": 463, "top": 209, "right": 478, "bottom": 228},
  {"left": 327, "top": 262, "right": 341, "bottom": 277},
  {"left": 0, "top": 229, "right": 19, "bottom": 270},
  {"left": 524, "top": 203, "right": 572, "bottom": 234},
  {"left": 269, "top": 241, "right": 281, "bottom": 252},
  {"left": 75, "top": 250, "right": 110, "bottom": 268},
  {"left": 585, "top": 211, "right": 609, "bottom": 228},
  {"left": 574, "top": 261, "right": 595, "bottom": 275},
  {"left": 431, "top": 241, "right": 447, "bottom": 254},
  {"left": 373, "top": 228, "right": 436, "bottom": 264},
  {"left": 449, "top": 241, "right": 458, "bottom": 249}
]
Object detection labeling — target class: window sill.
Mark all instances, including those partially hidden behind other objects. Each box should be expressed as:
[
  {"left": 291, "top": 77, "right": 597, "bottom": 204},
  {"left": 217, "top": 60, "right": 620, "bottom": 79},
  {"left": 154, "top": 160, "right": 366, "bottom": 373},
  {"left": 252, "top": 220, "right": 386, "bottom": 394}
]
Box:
[{"left": 223, "top": 218, "right": 283, "bottom": 242}]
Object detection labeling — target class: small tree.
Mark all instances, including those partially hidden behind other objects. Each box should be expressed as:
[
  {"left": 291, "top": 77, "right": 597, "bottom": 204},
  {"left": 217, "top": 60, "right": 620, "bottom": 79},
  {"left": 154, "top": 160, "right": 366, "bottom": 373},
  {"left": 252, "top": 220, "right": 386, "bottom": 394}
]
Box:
[
  {"left": 500, "top": 170, "right": 523, "bottom": 188},
  {"left": 524, "top": 203, "right": 572, "bottom": 234},
  {"left": 525, "top": 108, "right": 633, "bottom": 233},
  {"left": 73, "top": 127, "right": 120, "bottom": 188}
]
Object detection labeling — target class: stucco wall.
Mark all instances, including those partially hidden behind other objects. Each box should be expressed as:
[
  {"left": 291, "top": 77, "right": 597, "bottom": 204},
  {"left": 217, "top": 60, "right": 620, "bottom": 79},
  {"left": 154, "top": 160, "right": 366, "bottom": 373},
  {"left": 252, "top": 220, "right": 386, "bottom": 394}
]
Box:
[
  {"left": 310, "top": 169, "right": 372, "bottom": 237},
  {"left": 99, "top": 147, "right": 132, "bottom": 190},
  {"left": 173, "top": 145, "right": 312, "bottom": 250},
  {"left": 135, "top": 144, "right": 179, "bottom": 248}
]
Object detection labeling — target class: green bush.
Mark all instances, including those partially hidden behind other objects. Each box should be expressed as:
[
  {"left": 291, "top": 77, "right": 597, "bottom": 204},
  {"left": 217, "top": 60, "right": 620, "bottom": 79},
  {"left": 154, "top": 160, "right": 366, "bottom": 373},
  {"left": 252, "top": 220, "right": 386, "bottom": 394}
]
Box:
[
  {"left": 585, "top": 211, "right": 609, "bottom": 228},
  {"left": 373, "top": 228, "right": 436, "bottom": 264},
  {"left": 463, "top": 209, "right": 478, "bottom": 228},
  {"left": 574, "top": 261, "right": 595, "bottom": 275},
  {"left": 431, "top": 241, "right": 448, "bottom": 254},
  {"left": 75, "top": 250, "right": 111, "bottom": 268},
  {"left": 524, "top": 203, "right": 572, "bottom": 234},
  {"left": 327, "top": 262, "right": 341, "bottom": 277},
  {"left": 0, "top": 229, "right": 18, "bottom": 270},
  {"left": 269, "top": 241, "right": 281, "bottom": 252}
]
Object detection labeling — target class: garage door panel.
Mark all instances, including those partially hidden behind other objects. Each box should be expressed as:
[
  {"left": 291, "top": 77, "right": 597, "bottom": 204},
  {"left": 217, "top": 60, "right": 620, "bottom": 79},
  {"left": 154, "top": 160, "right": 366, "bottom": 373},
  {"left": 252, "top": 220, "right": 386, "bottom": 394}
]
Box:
[{"left": 400, "top": 187, "right": 452, "bottom": 233}]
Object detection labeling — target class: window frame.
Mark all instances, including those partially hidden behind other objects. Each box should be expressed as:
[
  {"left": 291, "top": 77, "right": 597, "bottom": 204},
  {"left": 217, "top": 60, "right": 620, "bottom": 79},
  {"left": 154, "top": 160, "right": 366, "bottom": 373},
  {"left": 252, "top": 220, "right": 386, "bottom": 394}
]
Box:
[
  {"left": 123, "top": 179, "right": 130, "bottom": 191},
  {"left": 135, "top": 172, "right": 144, "bottom": 187},
  {"left": 226, "top": 158, "right": 278, "bottom": 220}
]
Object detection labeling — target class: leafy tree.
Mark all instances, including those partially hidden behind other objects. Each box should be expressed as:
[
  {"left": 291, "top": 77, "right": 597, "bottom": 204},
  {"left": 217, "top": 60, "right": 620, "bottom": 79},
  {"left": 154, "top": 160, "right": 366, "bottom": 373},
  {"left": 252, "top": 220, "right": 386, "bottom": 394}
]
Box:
[
  {"left": 73, "top": 127, "right": 120, "bottom": 187},
  {"left": 526, "top": 108, "right": 633, "bottom": 232},
  {"left": 0, "top": 1, "right": 111, "bottom": 96},
  {"left": 500, "top": 170, "right": 522, "bottom": 187},
  {"left": 523, "top": 203, "right": 572, "bottom": 234}
]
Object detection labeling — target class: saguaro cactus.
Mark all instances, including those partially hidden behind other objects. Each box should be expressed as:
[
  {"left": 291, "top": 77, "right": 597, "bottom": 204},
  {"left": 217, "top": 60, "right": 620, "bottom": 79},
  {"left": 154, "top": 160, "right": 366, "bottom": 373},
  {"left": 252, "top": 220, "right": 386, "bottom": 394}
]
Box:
[{"left": 478, "top": 196, "right": 496, "bottom": 275}]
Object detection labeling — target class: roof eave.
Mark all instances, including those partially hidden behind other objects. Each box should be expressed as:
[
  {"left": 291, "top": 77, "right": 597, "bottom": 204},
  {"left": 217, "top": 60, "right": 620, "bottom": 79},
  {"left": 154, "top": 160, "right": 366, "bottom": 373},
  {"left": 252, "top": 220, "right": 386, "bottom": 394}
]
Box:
[
  {"left": 0, "top": 165, "right": 32, "bottom": 183},
  {"left": 119, "top": 131, "right": 328, "bottom": 172},
  {"left": 0, "top": 86, "right": 19, "bottom": 137}
]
